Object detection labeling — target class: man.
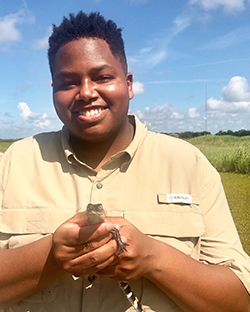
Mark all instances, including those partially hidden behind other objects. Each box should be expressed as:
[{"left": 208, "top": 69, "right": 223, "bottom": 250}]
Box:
[{"left": 0, "top": 11, "right": 249, "bottom": 312}]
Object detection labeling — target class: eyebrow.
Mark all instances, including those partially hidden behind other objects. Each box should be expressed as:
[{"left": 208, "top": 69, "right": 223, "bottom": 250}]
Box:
[
  {"left": 53, "top": 64, "right": 116, "bottom": 81},
  {"left": 90, "top": 64, "right": 115, "bottom": 73}
]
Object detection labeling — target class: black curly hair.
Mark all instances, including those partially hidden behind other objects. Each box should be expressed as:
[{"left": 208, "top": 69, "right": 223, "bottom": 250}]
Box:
[{"left": 48, "top": 11, "right": 128, "bottom": 74}]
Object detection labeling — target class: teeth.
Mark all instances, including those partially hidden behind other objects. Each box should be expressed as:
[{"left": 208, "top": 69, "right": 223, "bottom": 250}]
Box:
[{"left": 80, "top": 108, "right": 102, "bottom": 116}]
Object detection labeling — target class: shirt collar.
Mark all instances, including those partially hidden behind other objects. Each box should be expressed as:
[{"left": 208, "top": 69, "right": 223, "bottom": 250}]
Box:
[{"left": 60, "top": 114, "right": 148, "bottom": 169}]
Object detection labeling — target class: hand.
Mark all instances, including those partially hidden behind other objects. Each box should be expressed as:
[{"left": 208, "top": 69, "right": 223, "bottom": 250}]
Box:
[
  {"left": 96, "top": 217, "right": 155, "bottom": 281},
  {"left": 52, "top": 212, "right": 119, "bottom": 277}
]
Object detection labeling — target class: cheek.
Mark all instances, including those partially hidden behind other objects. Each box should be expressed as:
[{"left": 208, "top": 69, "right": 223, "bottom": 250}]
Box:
[
  {"left": 53, "top": 91, "right": 73, "bottom": 109},
  {"left": 100, "top": 84, "right": 129, "bottom": 103}
]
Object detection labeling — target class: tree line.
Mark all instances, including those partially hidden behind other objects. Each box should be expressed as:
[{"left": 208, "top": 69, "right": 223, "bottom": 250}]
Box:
[
  {"left": 1, "top": 129, "right": 250, "bottom": 142},
  {"left": 164, "top": 129, "right": 250, "bottom": 139}
]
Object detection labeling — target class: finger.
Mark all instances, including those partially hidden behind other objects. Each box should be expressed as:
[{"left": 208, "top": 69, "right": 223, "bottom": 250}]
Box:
[
  {"left": 55, "top": 221, "right": 114, "bottom": 247},
  {"left": 96, "top": 260, "right": 120, "bottom": 277},
  {"left": 71, "top": 254, "right": 118, "bottom": 278},
  {"left": 73, "top": 232, "right": 114, "bottom": 256},
  {"left": 78, "top": 222, "right": 114, "bottom": 244},
  {"left": 105, "top": 216, "right": 127, "bottom": 224},
  {"left": 69, "top": 238, "right": 118, "bottom": 276}
]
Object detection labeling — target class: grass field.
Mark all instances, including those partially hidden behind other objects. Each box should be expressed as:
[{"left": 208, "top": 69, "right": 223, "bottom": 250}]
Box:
[
  {"left": 220, "top": 172, "right": 250, "bottom": 255},
  {"left": 0, "top": 139, "right": 18, "bottom": 153},
  {"left": 1, "top": 136, "right": 250, "bottom": 255},
  {"left": 187, "top": 135, "right": 250, "bottom": 174}
]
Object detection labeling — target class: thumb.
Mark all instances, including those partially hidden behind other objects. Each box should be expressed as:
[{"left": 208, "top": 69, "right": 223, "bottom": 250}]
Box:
[{"left": 67, "top": 211, "right": 88, "bottom": 228}]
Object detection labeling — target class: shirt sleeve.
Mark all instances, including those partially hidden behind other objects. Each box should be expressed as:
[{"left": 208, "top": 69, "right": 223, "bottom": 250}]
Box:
[
  {"left": 198, "top": 156, "right": 250, "bottom": 293},
  {"left": 0, "top": 147, "right": 12, "bottom": 249}
]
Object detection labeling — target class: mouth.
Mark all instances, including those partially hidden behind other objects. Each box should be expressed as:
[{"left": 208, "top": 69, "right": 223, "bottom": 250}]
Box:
[{"left": 79, "top": 107, "right": 104, "bottom": 117}]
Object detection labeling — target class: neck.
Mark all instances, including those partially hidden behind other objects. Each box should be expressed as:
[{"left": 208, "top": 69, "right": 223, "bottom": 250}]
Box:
[{"left": 70, "top": 119, "right": 134, "bottom": 171}]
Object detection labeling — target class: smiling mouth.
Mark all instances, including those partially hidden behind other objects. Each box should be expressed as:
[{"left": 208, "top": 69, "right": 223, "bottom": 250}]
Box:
[{"left": 78, "top": 108, "right": 104, "bottom": 117}]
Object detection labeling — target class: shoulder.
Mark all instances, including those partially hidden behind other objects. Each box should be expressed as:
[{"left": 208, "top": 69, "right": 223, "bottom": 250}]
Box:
[
  {"left": 144, "top": 130, "right": 204, "bottom": 159},
  {"left": 140, "top": 130, "right": 218, "bottom": 182},
  {"left": 1, "top": 130, "right": 63, "bottom": 165},
  {"left": 14, "top": 130, "right": 61, "bottom": 149},
  {"left": 133, "top": 115, "right": 202, "bottom": 160}
]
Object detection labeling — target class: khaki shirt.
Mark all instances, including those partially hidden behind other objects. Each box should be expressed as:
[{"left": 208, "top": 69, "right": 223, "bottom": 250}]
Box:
[{"left": 0, "top": 115, "right": 249, "bottom": 312}]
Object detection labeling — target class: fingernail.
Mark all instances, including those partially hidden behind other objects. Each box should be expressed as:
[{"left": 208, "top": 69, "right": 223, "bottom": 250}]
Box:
[
  {"left": 113, "top": 223, "right": 121, "bottom": 230},
  {"left": 106, "top": 223, "right": 114, "bottom": 231},
  {"left": 121, "top": 236, "right": 127, "bottom": 244}
]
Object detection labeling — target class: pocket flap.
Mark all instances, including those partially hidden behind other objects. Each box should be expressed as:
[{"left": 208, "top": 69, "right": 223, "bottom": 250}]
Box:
[
  {"left": 0, "top": 208, "right": 75, "bottom": 234},
  {"left": 124, "top": 210, "right": 204, "bottom": 238}
]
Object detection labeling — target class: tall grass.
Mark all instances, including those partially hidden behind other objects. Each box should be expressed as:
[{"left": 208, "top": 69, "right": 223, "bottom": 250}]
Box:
[
  {"left": 220, "top": 172, "right": 250, "bottom": 255},
  {"left": 0, "top": 139, "right": 18, "bottom": 153},
  {"left": 187, "top": 135, "right": 250, "bottom": 174}
]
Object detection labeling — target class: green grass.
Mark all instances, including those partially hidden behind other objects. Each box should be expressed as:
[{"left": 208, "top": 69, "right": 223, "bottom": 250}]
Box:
[
  {"left": 0, "top": 139, "right": 18, "bottom": 153},
  {"left": 187, "top": 135, "right": 250, "bottom": 174},
  {"left": 220, "top": 172, "right": 250, "bottom": 256}
]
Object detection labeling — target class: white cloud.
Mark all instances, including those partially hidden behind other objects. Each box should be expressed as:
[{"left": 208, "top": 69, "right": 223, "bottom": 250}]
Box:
[
  {"left": 129, "top": 0, "right": 247, "bottom": 71},
  {"left": 132, "top": 78, "right": 250, "bottom": 134},
  {"left": 187, "top": 107, "right": 200, "bottom": 118},
  {"left": 207, "top": 76, "right": 250, "bottom": 113},
  {"left": 0, "top": 15, "right": 22, "bottom": 42},
  {"left": 0, "top": 8, "right": 35, "bottom": 45},
  {"left": 18, "top": 102, "right": 51, "bottom": 129},
  {"left": 133, "top": 100, "right": 250, "bottom": 134},
  {"left": 221, "top": 76, "right": 250, "bottom": 102},
  {"left": 18, "top": 102, "right": 32, "bottom": 119},
  {"left": 32, "top": 26, "right": 52, "bottom": 50},
  {"left": 128, "top": 17, "right": 191, "bottom": 71},
  {"left": 188, "top": 0, "right": 245, "bottom": 14},
  {"left": 173, "top": 15, "right": 192, "bottom": 36},
  {"left": 133, "top": 103, "right": 201, "bottom": 133},
  {"left": 129, "top": 45, "right": 167, "bottom": 69},
  {"left": 133, "top": 81, "right": 145, "bottom": 95}
]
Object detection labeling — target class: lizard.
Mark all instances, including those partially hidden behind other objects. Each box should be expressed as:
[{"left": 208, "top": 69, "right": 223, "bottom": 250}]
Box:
[{"left": 86, "top": 203, "right": 145, "bottom": 312}]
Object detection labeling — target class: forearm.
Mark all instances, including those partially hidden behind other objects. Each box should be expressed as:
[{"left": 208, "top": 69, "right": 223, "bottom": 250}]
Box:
[
  {"left": 0, "top": 235, "right": 64, "bottom": 308},
  {"left": 146, "top": 238, "right": 250, "bottom": 312}
]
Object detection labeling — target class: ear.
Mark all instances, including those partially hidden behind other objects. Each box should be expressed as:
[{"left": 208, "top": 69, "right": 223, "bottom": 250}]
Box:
[{"left": 126, "top": 72, "right": 134, "bottom": 100}]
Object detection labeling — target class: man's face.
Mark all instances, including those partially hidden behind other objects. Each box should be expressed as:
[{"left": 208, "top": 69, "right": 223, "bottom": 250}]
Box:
[{"left": 52, "top": 38, "right": 134, "bottom": 143}]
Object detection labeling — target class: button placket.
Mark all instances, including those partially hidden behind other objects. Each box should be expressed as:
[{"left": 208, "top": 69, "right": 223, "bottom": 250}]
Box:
[{"left": 89, "top": 178, "right": 105, "bottom": 205}]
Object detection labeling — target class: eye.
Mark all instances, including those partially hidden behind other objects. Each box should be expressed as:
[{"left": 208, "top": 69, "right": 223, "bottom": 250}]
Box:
[
  {"left": 54, "top": 80, "right": 78, "bottom": 91},
  {"left": 95, "top": 75, "right": 114, "bottom": 84}
]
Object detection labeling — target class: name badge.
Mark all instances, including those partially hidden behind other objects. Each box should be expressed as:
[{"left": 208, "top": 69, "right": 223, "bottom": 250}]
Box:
[{"left": 166, "top": 194, "right": 192, "bottom": 204}]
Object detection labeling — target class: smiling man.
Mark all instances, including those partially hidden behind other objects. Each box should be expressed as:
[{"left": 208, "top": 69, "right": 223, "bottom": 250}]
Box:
[
  {"left": 0, "top": 12, "right": 250, "bottom": 312},
  {"left": 52, "top": 36, "right": 134, "bottom": 170}
]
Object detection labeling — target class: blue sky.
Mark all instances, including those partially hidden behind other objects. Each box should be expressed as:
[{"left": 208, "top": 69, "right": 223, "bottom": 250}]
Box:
[{"left": 1, "top": 0, "right": 250, "bottom": 138}]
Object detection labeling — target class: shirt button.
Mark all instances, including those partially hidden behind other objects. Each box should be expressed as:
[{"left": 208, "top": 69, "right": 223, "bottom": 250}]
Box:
[
  {"left": 88, "top": 274, "right": 96, "bottom": 282},
  {"left": 96, "top": 182, "right": 103, "bottom": 189}
]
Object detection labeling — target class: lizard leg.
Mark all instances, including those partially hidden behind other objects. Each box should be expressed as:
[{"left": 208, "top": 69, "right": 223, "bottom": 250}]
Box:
[{"left": 110, "top": 227, "right": 129, "bottom": 253}]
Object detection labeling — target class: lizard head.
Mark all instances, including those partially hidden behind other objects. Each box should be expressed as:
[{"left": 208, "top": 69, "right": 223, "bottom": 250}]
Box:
[{"left": 86, "top": 203, "right": 106, "bottom": 225}]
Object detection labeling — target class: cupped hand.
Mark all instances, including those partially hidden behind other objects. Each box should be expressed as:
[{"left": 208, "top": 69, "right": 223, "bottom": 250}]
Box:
[
  {"left": 96, "top": 216, "right": 156, "bottom": 281},
  {"left": 52, "top": 211, "right": 119, "bottom": 277}
]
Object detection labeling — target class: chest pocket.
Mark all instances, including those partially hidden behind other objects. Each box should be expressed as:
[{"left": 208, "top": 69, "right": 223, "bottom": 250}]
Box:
[
  {"left": 124, "top": 203, "right": 204, "bottom": 259},
  {"left": 0, "top": 208, "right": 75, "bottom": 248}
]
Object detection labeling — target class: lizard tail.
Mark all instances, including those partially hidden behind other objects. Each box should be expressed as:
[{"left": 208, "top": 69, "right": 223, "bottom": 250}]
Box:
[{"left": 118, "top": 281, "right": 145, "bottom": 312}]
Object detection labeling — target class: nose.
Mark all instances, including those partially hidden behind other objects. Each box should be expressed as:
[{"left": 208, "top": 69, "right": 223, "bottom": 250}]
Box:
[{"left": 76, "top": 79, "right": 97, "bottom": 102}]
